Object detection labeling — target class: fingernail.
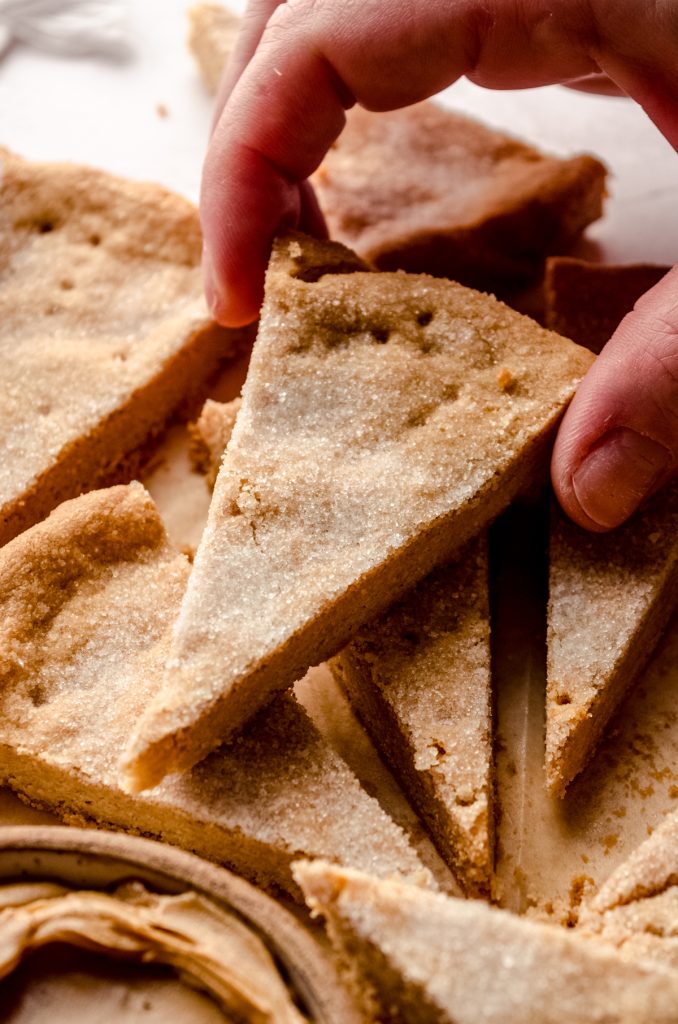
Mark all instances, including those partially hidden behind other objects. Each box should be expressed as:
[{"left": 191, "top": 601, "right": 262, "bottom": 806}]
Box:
[{"left": 572, "top": 428, "right": 671, "bottom": 529}]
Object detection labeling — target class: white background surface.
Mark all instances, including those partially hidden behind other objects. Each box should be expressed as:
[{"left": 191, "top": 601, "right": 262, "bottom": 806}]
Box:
[{"left": 2, "top": 0, "right": 678, "bottom": 268}]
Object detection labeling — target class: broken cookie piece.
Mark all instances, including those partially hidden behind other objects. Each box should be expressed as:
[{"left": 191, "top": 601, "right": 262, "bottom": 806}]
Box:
[
  {"left": 189, "top": 396, "right": 242, "bottom": 489},
  {"left": 578, "top": 813, "right": 678, "bottom": 971}
]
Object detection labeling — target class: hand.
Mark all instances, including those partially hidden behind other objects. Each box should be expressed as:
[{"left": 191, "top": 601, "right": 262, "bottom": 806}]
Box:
[{"left": 201, "top": 0, "right": 678, "bottom": 530}]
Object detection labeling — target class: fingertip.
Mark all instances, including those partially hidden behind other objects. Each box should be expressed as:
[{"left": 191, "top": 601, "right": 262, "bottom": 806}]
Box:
[
  {"left": 552, "top": 424, "right": 673, "bottom": 532},
  {"left": 202, "top": 244, "right": 262, "bottom": 328},
  {"left": 551, "top": 446, "right": 610, "bottom": 533},
  {"left": 298, "top": 179, "right": 329, "bottom": 239}
]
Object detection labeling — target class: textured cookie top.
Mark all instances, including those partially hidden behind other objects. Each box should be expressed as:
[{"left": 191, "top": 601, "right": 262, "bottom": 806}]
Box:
[
  {"left": 314, "top": 103, "right": 605, "bottom": 264},
  {"left": 0, "top": 483, "right": 187, "bottom": 772},
  {"left": 549, "top": 484, "right": 678, "bottom": 700},
  {"left": 295, "top": 861, "right": 678, "bottom": 1023},
  {"left": 0, "top": 148, "right": 211, "bottom": 516},
  {"left": 0, "top": 484, "right": 427, "bottom": 880},
  {"left": 547, "top": 481, "right": 678, "bottom": 787},
  {"left": 123, "top": 232, "right": 593, "bottom": 788},
  {"left": 343, "top": 538, "right": 492, "bottom": 892}
]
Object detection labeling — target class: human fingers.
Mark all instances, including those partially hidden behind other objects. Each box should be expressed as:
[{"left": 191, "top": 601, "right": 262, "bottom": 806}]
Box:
[
  {"left": 552, "top": 267, "right": 678, "bottom": 531},
  {"left": 210, "top": 0, "right": 284, "bottom": 134},
  {"left": 200, "top": 0, "right": 590, "bottom": 325},
  {"left": 563, "top": 72, "right": 627, "bottom": 97},
  {"left": 201, "top": 0, "right": 678, "bottom": 325}
]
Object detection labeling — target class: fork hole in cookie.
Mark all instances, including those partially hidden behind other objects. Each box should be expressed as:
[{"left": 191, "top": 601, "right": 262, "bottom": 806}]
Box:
[
  {"left": 371, "top": 327, "right": 390, "bottom": 344},
  {"left": 556, "top": 693, "right": 572, "bottom": 705},
  {"left": 416, "top": 311, "right": 433, "bottom": 327},
  {"left": 28, "top": 683, "right": 47, "bottom": 707}
]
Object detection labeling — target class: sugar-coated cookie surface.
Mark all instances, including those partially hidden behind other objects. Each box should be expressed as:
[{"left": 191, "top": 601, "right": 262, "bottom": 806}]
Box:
[
  {"left": 295, "top": 860, "right": 678, "bottom": 1024},
  {"left": 122, "top": 232, "right": 594, "bottom": 791},
  {"left": 0, "top": 147, "right": 241, "bottom": 547},
  {"left": 547, "top": 482, "right": 678, "bottom": 795},
  {"left": 0, "top": 484, "right": 431, "bottom": 899},
  {"left": 334, "top": 536, "right": 494, "bottom": 897}
]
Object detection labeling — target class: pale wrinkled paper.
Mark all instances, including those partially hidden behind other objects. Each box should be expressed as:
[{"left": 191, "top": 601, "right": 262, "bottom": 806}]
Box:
[{"left": 0, "top": 0, "right": 129, "bottom": 59}]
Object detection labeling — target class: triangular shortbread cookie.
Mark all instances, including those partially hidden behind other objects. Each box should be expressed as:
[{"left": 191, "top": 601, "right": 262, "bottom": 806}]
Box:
[
  {"left": 123, "top": 232, "right": 593, "bottom": 791},
  {"left": 294, "top": 860, "right": 678, "bottom": 1023},
  {"left": 546, "top": 483, "right": 678, "bottom": 795},
  {"left": 0, "top": 147, "right": 243, "bottom": 548},
  {"left": 332, "top": 537, "right": 493, "bottom": 897},
  {"left": 543, "top": 257, "right": 669, "bottom": 353},
  {"left": 313, "top": 103, "right": 606, "bottom": 289},
  {"left": 0, "top": 485, "right": 431, "bottom": 900},
  {"left": 578, "top": 811, "right": 678, "bottom": 970},
  {"left": 192, "top": 398, "right": 494, "bottom": 894}
]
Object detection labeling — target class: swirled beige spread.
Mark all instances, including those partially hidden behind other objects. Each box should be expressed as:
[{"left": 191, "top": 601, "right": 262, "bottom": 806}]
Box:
[{"left": 0, "top": 880, "right": 306, "bottom": 1023}]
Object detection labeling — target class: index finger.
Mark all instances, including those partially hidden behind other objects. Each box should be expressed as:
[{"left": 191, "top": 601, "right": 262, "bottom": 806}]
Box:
[{"left": 200, "top": 0, "right": 677, "bottom": 326}]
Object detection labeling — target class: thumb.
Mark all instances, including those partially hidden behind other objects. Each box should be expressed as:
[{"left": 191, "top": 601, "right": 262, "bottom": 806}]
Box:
[{"left": 552, "top": 267, "right": 678, "bottom": 531}]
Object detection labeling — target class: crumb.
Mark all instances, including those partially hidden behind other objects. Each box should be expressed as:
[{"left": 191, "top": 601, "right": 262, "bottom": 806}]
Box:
[
  {"left": 180, "top": 544, "right": 196, "bottom": 563},
  {"left": 496, "top": 367, "right": 516, "bottom": 391},
  {"left": 156, "top": 102, "right": 169, "bottom": 118}
]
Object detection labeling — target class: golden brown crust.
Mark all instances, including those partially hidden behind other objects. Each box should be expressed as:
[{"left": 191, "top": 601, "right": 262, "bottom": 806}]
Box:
[
  {"left": 0, "top": 485, "right": 430, "bottom": 900},
  {"left": 122, "top": 231, "right": 594, "bottom": 791},
  {"left": 579, "top": 816, "right": 678, "bottom": 972},
  {"left": 0, "top": 147, "right": 246, "bottom": 548},
  {"left": 544, "top": 257, "right": 669, "bottom": 353},
  {"left": 295, "top": 861, "right": 678, "bottom": 1023},
  {"left": 313, "top": 104, "right": 606, "bottom": 291},
  {"left": 333, "top": 537, "right": 493, "bottom": 897},
  {"left": 546, "top": 482, "right": 678, "bottom": 796}
]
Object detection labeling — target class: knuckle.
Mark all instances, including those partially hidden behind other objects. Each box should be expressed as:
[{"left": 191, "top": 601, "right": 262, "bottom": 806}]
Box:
[{"left": 635, "top": 320, "right": 678, "bottom": 431}]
